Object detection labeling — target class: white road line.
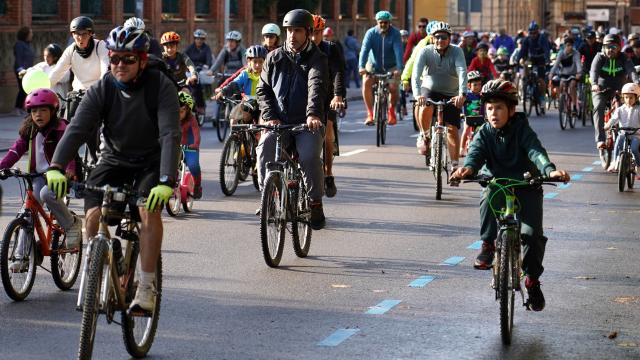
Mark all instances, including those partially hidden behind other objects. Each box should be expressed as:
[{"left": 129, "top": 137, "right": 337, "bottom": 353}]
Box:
[
  {"left": 340, "top": 129, "right": 375, "bottom": 133},
  {"left": 409, "top": 133, "right": 420, "bottom": 138},
  {"left": 341, "top": 149, "right": 368, "bottom": 157}
]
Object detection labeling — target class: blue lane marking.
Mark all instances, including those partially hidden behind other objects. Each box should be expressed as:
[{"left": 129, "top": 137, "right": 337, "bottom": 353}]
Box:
[
  {"left": 593, "top": 160, "right": 602, "bottom": 165},
  {"left": 318, "top": 328, "right": 360, "bottom": 346},
  {"left": 558, "top": 183, "right": 571, "bottom": 189},
  {"left": 572, "top": 174, "right": 583, "bottom": 181},
  {"left": 467, "top": 240, "right": 483, "bottom": 250},
  {"left": 582, "top": 167, "right": 594, "bottom": 172},
  {"left": 409, "top": 276, "right": 435, "bottom": 288},
  {"left": 366, "top": 300, "right": 402, "bottom": 315},
  {"left": 544, "top": 192, "right": 559, "bottom": 199},
  {"left": 441, "top": 256, "right": 465, "bottom": 266}
]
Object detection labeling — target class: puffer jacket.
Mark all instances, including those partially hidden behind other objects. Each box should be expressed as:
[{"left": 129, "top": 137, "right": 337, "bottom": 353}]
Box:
[{"left": 257, "top": 42, "right": 328, "bottom": 125}]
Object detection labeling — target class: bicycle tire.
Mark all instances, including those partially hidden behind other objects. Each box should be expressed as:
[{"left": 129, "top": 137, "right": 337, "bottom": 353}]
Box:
[
  {"left": 599, "top": 147, "right": 612, "bottom": 171},
  {"left": 521, "top": 82, "right": 529, "bottom": 114},
  {"left": 217, "top": 103, "right": 230, "bottom": 142},
  {"left": 434, "top": 132, "right": 443, "bottom": 200},
  {"left": 182, "top": 195, "right": 194, "bottom": 212},
  {"left": 291, "top": 179, "right": 312, "bottom": 258},
  {"left": 0, "top": 218, "right": 36, "bottom": 301},
  {"left": 569, "top": 103, "right": 576, "bottom": 129},
  {"left": 374, "top": 93, "right": 381, "bottom": 147},
  {"left": 260, "top": 173, "right": 286, "bottom": 267},
  {"left": 78, "top": 240, "right": 107, "bottom": 360},
  {"left": 499, "top": 229, "right": 515, "bottom": 345},
  {"left": 628, "top": 161, "right": 635, "bottom": 189},
  {"left": 618, "top": 152, "right": 628, "bottom": 192},
  {"left": 51, "top": 225, "right": 82, "bottom": 291},
  {"left": 219, "top": 135, "right": 241, "bottom": 196},
  {"left": 412, "top": 103, "right": 419, "bottom": 131},
  {"left": 558, "top": 94, "right": 567, "bottom": 130},
  {"left": 122, "top": 255, "right": 162, "bottom": 358},
  {"left": 165, "top": 191, "right": 180, "bottom": 216},
  {"left": 381, "top": 97, "right": 387, "bottom": 145},
  {"left": 237, "top": 138, "right": 250, "bottom": 182}
]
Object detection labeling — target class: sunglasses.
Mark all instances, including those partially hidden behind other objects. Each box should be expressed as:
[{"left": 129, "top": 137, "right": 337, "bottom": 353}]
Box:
[
  {"left": 605, "top": 45, "right": 619, "bottom": 50},
  {"left": 434, "top": 34, "right": 449, "bottom": 41},
  {"left": 109, "top": 54, "right": 139, "bottom": 65}
]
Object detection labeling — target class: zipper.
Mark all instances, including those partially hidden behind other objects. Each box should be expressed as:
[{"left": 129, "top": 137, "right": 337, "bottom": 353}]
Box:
[{"left": 381, "top": 32, "right": 385, "bottom": 72}]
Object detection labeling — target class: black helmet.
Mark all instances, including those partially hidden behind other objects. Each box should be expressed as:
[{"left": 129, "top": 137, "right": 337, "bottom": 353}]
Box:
[
  {"left": 282, "top": 9, "right": 313, "bottom": 31},
  {"left": 585, "top": 30, "right": 596, "bottom": 39},
  {"left": 70, "top": 16, "right": 94, "bottom": 33},
  {"left": 481, "top": 79, "right": 518, "bottom": 106},
  {"left": 603, "top": 34, "right": 620, "bottom": 45},
  {"left": 45, "top": 43, "right": 63, "bottom": 59}
]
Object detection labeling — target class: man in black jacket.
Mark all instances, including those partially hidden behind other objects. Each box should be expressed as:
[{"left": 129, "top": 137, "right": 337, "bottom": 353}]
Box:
[{"left": 257, "top": 9, "right": 329, "bottom": 230}]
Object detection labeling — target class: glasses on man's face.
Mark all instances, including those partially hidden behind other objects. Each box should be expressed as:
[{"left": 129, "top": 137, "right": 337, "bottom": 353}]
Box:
[
  {"left": 434, "top": 34, "right": 449, "bottom": 41},
  {"left": 109, "top": 54, "right": 139, "bottom": 65},
  {"left": 605, "top": 45, "right": 619, "bottom": 50}
]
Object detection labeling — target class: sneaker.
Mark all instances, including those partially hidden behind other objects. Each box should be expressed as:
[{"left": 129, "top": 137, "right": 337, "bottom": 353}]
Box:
[
  {"left": 450, "top": 160, "right": 459, "bottom": 173},
  {"left": 597, "top": 141, "right": 606, "bottom": 150},
  {"left": 473, "top": 241, "right": 495, "bottom": 270},
  {"left": 65, "top": 216, "right": 83, "bottom": 249},
  {"left": 388, "top": 108, "right": 397, "bottom": 125},
  {"left": 129, "top": 282, "right": 157, "bottom": 313},
  {"left": 9, "top": 258, "right": 29, "bottom": 273},
  {"left": 310, "top": 201, "right": 326, "bottom": 230},
  {"left": 525, "top": 276, "right": 545, "bottom": 311},
  {"left": 193, "top": 186, "right": 202, "bottom": 199},
  {"left": 324, "top": 176, "right": 337, "bottom": 198},
  {"left": 416, "top": 135, "right": 427, "bottom": 155}
]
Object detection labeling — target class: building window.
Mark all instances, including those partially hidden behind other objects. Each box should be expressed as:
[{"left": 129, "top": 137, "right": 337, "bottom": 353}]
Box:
[
  {"left": 357, "top": 0, "right": 366, "bottom": 18},
  {"left": 458, "top": 0, "right": 482, "bottom": 13},
  {"left": 374, "top": 0, "right": 381, "bottom": 12},
  {"left": 230, "top": 0, "right": 238, "bottom": 17},
  {"left": 196, "top": 0, "right": 210, "bottom": 15},
  {"left": 32, "top": 0, "right": 58, "bottom": 18},
  {"left": 253, "top": 0, "right": 269, "bottom": 19},
  {"left": 340, "top": 0, "right": 352, "bottom": 19},
  {"left": 390, "top": 0, "right": 396, "bottom": 14},
  {"left": 321, "top": 0, "right": 333, "bottom": 19},
  {"left": 124, "top": 0, "right": 136, "bottom": 14},
  {"left": 81, "top": 0, "right": 103, "bottom": 16},
  {"left": 162, "top": 0, "right": 180, "bottom": 14},
  {"left": 0, "top": 0, "right": 6, "bottom": 15}
]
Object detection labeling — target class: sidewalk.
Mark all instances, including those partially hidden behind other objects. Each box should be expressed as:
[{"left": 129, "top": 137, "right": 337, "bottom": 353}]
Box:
[{"left": 0, "top": 112, "right": 23, "bottom": 152}]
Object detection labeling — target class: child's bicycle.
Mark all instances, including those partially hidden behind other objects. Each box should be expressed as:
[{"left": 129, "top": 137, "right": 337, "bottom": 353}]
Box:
[
  {"left": 599, "top": 89, "right": 620, "bottom": 170},
  {"left": 166, "top": 146, "right": 196, "bottom": 216},
  {"left": 458, "top": 174, "right": 564, "bottom": 345},
  {"left": 613, "top": 126, "right": 639, "bottom": 192},
  {"left": 460, "top": 113, "right": 486, "bottom": 156},
  {"left": 0, "top": 169, "right": 82, "bottom": 301}
]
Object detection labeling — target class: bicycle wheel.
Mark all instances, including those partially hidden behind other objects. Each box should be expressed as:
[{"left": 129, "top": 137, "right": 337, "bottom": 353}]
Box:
[
  {"left": 260, "top": 173, "right": 286, "bottom": 267},
  {"left": 618, "top": 152, "right": 628, "bottom": 192},
  {"left": 182, "top": 194, "right": 194, "bottom": 212},
  {"left": 374, "top": 95, "right": 382, "bottom": 147},
  {"left": 434, "top": 132, "right": 444, "bottom": 200},
  {"left": 219, "top": 135, "right": 241, "bottom": 196},
  {"left": 165, "top": 190, "right": 180, "bottom": 216},
  {"left": 521, "top": 82, "right": 529, "bottom": 114},
  {"left": 499, "top": 230, "right": 515, "bottom": 345},
  {"left": 381, "top": 97, "right": 387, "bottom": 145},
  {"left": 558, "top": 94, "right": 567, "bottom": 130},
  {"left": 569, "top": 97, "right": 577, "bottom": 129},
  {"left": 628, "top": 158, "right": 636, "bottom": 189},
  {"left": 599, "top": 147, "right": 612, "bottom": 170},
  {"left": 122, "top": 255, "right": 162, "bottom": 358},
  {"left": 51, "top": 225, "right": 82, "bottom": 291},
  {"left": 78, "top": 240, "right": 107, "bottom": 360},
  {"left": 0, "top": 218, "right": 36, "bottom": 301},
  {"left": 412, "top": 103, "right": 419, "bottom": 131},
  {"left": 291, "top": 179, "right": 312, "bottom": 258},
  {"left": 217, "top": 104, "right": 230, "bottom": 142}
]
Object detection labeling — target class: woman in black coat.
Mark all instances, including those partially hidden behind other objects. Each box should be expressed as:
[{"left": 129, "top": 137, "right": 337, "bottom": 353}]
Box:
[{"left": 14, "top": 26, "right": 35, "bottom": 114}]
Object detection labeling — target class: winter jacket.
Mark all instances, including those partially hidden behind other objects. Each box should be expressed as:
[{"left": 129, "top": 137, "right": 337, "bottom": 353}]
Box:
[
  {"left": 13, "top": 40, "right": 34, "bottom": 73},
  {"left": 184, "top": 42, "right": 213, "bottom": 68},
  {"left": 589, "top": 53, "right": 638, "bottom": 91},
  {"left": 578, "top": 42, "right": 602, "bottom": 74},
  {"left": 163, "top": 52, "right": 195, "bottom": 85},
  {"left": 222, "top": 69, "right": 260, "bottom": 97},
  {"left": 468, "top": 56, "right": 498, "bottom": 80},
  {"left": 464, "top": 113, "right": 557, "bottom": 179},
  {"left": 257, "top": 42, "right": 328, "bottom": 125},
  {"left": 518, "top": 34, "right": 551, "bottom": 65},
  {"left": 359, "top": 26, "right": 403, "bottom": 72},
  {"left": 212, "top": 46, "right": 246, "bottom": 74},
  {"left": 318, "top": 40, "right": 346, "bottom": 98},
  {"left": 49, "top": 39, "right": 109, "bottom": 91},
  {"left": 404, "top": 31, "right": 427, "bottom": 64},
  {"left": 492, "top": 35, "right": 515, "bottom": 55},
  {"left": 0, "top": 119, "right": 76, "bottom": 174},
  {"left": 343, "top": 35, "right": 360, "bottom": 61}
]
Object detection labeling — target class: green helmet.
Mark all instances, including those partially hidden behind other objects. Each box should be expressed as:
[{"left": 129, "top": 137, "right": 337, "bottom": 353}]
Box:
[
  {"left": 497, "top": 46, "right": 509, "bottom": 56},
  {"left": 375, "top": 11, "right": 392, "bottom": 21},
  {"left": 178, "top": 91, "right": 194, "bottom": 111}
]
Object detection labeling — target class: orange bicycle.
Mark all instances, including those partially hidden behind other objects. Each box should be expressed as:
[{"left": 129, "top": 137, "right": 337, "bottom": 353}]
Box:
[{"left": 0, "top": 169, "right": 82, "bottom": 301}]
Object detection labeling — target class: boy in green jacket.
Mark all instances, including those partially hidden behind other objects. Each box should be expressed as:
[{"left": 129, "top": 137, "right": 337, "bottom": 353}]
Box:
[{"left": 450, "top": 79, "right": 570, "bottom": 312}]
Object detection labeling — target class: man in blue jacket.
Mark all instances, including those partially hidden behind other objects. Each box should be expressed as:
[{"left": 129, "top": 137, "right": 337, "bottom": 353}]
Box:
[{"left": 359, "top": 10, "right": 403, "bottom": 126}]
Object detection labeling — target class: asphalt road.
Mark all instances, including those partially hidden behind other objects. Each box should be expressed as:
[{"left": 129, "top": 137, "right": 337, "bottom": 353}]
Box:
[{"left": 0, "top": 99, "right": 639, "bottom": 360}]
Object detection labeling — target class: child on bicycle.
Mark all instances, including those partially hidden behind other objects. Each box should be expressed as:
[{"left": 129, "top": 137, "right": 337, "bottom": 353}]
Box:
[
  {"left": 604, "top": 82, "right": 640, "bottom": 174},
  {"left": 468, "top": 43, "right": 498, "bottom": 82},
  {"left": 460, "top": 70, "right": 484, "bottom": 156},
  {"left": 160, "top": 31, "right": 197, "bottom": 90},
  {"left": 178, "top": 91, "right": 202, "bottom": 199},
  {"left": 450, "top": 80, "right": 570, "bottom": 312},
  {"left": 0, "top": 88, "right": 82, "bottom": 271}
]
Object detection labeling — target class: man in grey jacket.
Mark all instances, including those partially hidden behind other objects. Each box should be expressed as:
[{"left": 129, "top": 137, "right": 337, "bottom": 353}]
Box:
[
  {"left": 47, "top": 26, "right": 180, "bottom": 313},
  {"left": 257, "top": 9, "right": 328, "bottom": 230}
]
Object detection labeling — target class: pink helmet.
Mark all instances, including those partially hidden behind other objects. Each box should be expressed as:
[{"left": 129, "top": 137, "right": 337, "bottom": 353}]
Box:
[
  {"left": 24, "top": 88, "right": 59, "bottom": 111},
  {"left": 323, "top": 27, "right": 334, "bottom": 37}
]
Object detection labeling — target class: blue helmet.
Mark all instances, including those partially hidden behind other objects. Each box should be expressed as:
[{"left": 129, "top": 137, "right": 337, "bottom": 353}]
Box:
[
  {"left": 528, "top": 21, "right": 539, "bottom": 32},
  {"left": 106, "top": 26, "right": 149, "bottom": 52},
  {"left": 246, "top": 45, "right": 268, "bottom": 59},
  {"left": 375, "top": 11, "right": 392, "bottom": 21}
]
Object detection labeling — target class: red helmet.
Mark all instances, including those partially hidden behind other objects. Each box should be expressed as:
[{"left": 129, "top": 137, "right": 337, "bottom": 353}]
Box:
[
  {"left": 24, "top": 88, "right": 59, "bottom": 111},
  {"left": 323, "top": 27, "right": 334, "bottom": 37},
  {"left": 160, "top": 31, "right": 181, "bottom": 45},
  {"left": 312, "top": 15, "right": 326, "bottom": 31}
]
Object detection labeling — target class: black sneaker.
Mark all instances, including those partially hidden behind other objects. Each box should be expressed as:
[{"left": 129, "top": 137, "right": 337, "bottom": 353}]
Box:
[
  {"left": 193, "top": 186, "right": 202, "bottom": 200},
  {"left": 310, "top": 201, "right": 326, "bottom": 230},
  {"left": 525, "top": 277, "right": 545, "bottom": 311},
  {"left": 325, "top": 176, "right": 337, "bottom": 198},
  {"left": 473, "top": 241, "right": 495, "bottom": 270}
]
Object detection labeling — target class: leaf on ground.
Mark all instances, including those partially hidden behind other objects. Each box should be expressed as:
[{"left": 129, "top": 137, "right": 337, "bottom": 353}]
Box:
[
  {"left": 574, "top": 276, "right": 596, "bottom": 280},
  {"left": 613, "top": 296, "right": 640, "bottom": 304},
  {"left": 331, "top": 284, "right": 351, "bottom": 288},
  {"left": 608, "top": 331, "right": 618, "bottom": 339},
  {"left": 617, "top": 341, "right": 638, "bottom": 347}
]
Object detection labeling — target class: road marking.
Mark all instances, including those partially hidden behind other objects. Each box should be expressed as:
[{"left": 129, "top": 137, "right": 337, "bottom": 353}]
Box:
[
  {"left": 441, "top": 256, "right": 465, "bottom": 266},
  {"left": 558, "top": 183, "right": 571, "bottom": 189},
  {"left": 318, "top": 328, "right": 360, "bottom": 346},
  {"left": 467, "top": 240, "right": 483, "bottom": 250},
  {"left": 366, "top": 299, "right": 402, "bottom": 315},
  {"left": 409, "top": 276, "right": 435, "bottom": 288},
  {"left": 340, "top": 129, "right": 375, "bottom": 133},
  {"left": 544, "top": 192, "right": 559, "bottom": 199},
  {"left": 593, "top": 160, "right": 602, "bottom": 165},
  {"left": 409, "top": 133, "right": 420, "bottom": 138},
  {"left": 572, "top": 174, "right": 583, "bottom": 181},
  {"left": 238, "top": 181, "right": 255, "bottom": 187},
  {"left": 341, "top": 149, "right": 368, "bottom": 157},
  {"left": 582, "top": 167, "right": 594, "bottom": 172}
]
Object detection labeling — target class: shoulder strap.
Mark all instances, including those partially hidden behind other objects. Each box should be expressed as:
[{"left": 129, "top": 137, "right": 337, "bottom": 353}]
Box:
[{"left": 102, "top": 73, "right": 115, "bottom": 121}]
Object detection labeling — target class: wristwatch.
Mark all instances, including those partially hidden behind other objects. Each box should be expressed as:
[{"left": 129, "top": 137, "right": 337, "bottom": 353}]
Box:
[{"left": 159, "top": 175, "right": 175, "bottom": 188}]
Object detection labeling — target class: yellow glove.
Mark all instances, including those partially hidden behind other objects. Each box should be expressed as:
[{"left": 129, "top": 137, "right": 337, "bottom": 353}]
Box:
[
  {"left": 145, "top": 184, "right": 173, "bottom": 211},
  {"left": 46, "top": 168, "right": 67, "bottom": 200}
]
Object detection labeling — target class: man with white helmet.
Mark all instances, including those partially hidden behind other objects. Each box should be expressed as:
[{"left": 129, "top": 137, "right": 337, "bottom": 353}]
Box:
[
  {"left": 185, "top": 29, "right": 214, "bottom": 115},
  {"left": 211, "top": 30, "right": 246, "bottom": 75},
  {"left": 123, "top": 17, "right": 162, "bottom": 57},
  {"left": 262, "top": 23, "right": 282, "bottom": 52}
]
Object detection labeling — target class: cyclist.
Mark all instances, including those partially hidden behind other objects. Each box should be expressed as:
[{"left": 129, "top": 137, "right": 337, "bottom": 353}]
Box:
[
  {"left": 493, "top": 46, "right": 512, "bottom": 81},
  {"left": 344, "top": 29, "right": 361, "bottom": 88},
  {"left": 468, "top": 43, "right": 498, "bottom": 82},
  {"left": 49, "top": 26, "right": 180, "bottom": 312},
  {"left": 262, "top": 23, "right": 282, "bottom": 52},
  {"left": 604, "top": 82, "right": 640, "bottom": 173},
  {"left": 578, "top": 30, "right": 601, "bottom": 77},
  {"left": 459, "top": 70, "right": 483, "bottom": 156},
  {"left": 311, "top": 14, "right": 346, "bottom": 198},
  {"left": 211, "top": 31, "right": 246, "bottom": 76},
  {"left": 400, "top": 21, "right": 435, "bottom": 93},
  {"left": 184, "top": 29, "right": 214, "bottom": 115},
  {"left": 403, "top": 17, "right": 429, "bottom": 64},
  {"left": 0, "top": 88, "right": 82, "bottom": 272},
  {"left": 256, "top": 8, "right": 328, "bottom": 230},
  {"left": 450, "top": 79, "right": 570, "bottom": 312},
  {"left": 590, "top": 34, "right": 638, "bottom": 150},
  {"left": 492, "top": 28, "right": 515, "bottom": 56},
  {"left": 411, "top": 21, "right": 467, "bottom": 169},
  {"left": 178, "top": 91, "right": 202, "bottom": 198},
  {"left": 359, "top": 10, "right": 403, "bottom": 126},
  {"left": 517, "top": 21, "right": 551, "bottom": 110},
  {"left": 160, "top": 31, "right": 197, "bottom": 89},
  {"left": 400, "top": 29, "right": 410, "bottom": 52},
  {"left": 460, "top": 31, "right": 478, "bottom": 66},
  {"left": 549, "top": 37, "right": 581, "bottom": 114}
]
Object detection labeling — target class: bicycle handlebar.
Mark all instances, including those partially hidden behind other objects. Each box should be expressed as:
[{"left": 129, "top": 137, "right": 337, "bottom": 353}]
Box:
[
  {"left": 460, "top": 174, "right": 565, "bottom": 188},
  {"left": 250, "top": 123, "right": 313, "bottom": 132},
  {"left": 0, "top": 168, "right": 44, "bottom": 181},
  {"left": 425, "top": 98, "right": 454, "bottom": 106},
  {"left": 70, "top": 181, "right": 140, "bottom": 201}
]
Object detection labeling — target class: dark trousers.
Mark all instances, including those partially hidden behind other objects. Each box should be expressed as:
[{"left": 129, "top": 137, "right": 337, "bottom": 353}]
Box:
[
  {"left": 14, "top": 72, "right": 26, "bottom": 109},
  {"left": 345, "top": 58, "right": 360, "bottom": 88},
  {"left": 480, "top": 186, "right": 547, "bottom": 279},
  {"left": 592, "top": 88, "right": 615, "bottom": 143}
]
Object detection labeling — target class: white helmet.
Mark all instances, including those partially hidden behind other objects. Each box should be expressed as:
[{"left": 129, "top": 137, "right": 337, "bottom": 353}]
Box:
[
  {"left": 609, "top": 27, "right": 619, "bottom": 35},
  {"left": 226, "top": 30, "right": 242, "bottom": 41},
  {"left": 262, "top": 23, "right": 281, "bottom": 37},
  {"left": 193, "top": 29, "right": 207, "bottom": 38},
  {"left": 123, "top": 17, "right": 145, "bottom": 31},
  {"left": 400, "top": 29, "right": 409, "bottom": 37},
  {"left": 430, "top": 21, "right": 452, "bottom": 36},
  {"left": 621, "top": 82, "right": 640, "bottom": 97}
]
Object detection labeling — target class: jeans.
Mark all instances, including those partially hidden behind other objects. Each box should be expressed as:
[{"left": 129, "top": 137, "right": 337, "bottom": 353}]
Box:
[
  {"left": 345, "top": 58, "right": 360, "bottom": 88},
  {"left": 183, "top": 148, "right": 201, "bottom": 185},
  {"left": 613, "top": 134, "right": 640, "bottom": 167},
  {"left": 592, "top": 89, "right": 615, "bottom": 143}
]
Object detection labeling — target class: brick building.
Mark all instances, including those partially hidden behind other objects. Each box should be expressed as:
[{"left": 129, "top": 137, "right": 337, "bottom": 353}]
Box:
[{"left": 0, "top": 0, "right": 406, "bottom": 113}]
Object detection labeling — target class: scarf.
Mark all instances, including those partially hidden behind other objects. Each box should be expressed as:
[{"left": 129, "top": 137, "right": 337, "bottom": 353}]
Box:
[{"left": 75, "top": 37, "right": 95, "bottom": 59}]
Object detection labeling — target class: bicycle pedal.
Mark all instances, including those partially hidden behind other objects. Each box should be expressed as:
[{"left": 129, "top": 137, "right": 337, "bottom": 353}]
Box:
[{"left": 127, "top": 306, "right": 153, "bottom": 318}]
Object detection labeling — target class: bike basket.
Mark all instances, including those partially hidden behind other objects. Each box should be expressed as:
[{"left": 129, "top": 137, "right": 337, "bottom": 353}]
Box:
[{"left": 198, "top": 70, "right": 215, "bottom": 85}]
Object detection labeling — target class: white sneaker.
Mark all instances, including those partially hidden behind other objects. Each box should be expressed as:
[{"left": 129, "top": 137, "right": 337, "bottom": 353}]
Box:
[
  {"left": 451, "top": 161, "right": 460, "bottom": 172},
  {"left": 416, "top": 135, "right": 427, "bottom": 155},
  {"left": 65, "top": 216, "right": 83, "bottom": 249},
  {"left": 129, "top": 282, "right": 156, "bottom": 313},
  {"left": 9, "top": 258, "right": 29, "bottom": 273}
]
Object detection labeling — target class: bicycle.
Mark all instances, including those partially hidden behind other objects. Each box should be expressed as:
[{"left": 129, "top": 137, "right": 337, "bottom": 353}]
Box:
[
  {"left": 460, "top": 113, "right": 486, "bottom": 156},
  {"left": 557, "top": 75, "right": 577, "bottom": 130},
  {"left": 166, "top": 146, "right": 196, "bottom": 216},
  {"left": 74, "top": 183, "right": 161, "bottom": 359},
  {"left": 426, "top": 98, "right": 454, "bottom": 200},
  {"left": 410, "top": 99, "right": 419, "bottom": 131},
  {"left": 396, "top": 88, "right": 407, "bottom": 122},
  {"left": 0, "top": 169, "right": 81, "bottom": 301},
  {"left": 255, "top": 123, "right": 313, "bottom": 267},
  {"left": 220, "top": 123, "right": 260, "bottom": 196},
  {"left": 58, "top": 90, "right": 95, "bottom": 185},
  {"left": 598, "top": 89, "right": 620, "bottom": 170},
  {"left": 578, "top": 75, "right": 594, "bottom": 126},
  {"left": 460, "top": 174, "right": 563, "bottom": 345},
  {"left": 613, "top": 127, "right": 639, "bottom": 192},
  {"left": 370, "top": 72, "right": 392, "bottom": 147},
  {"left": 521, "top": 63, "right": 543, "bottom": 117}
]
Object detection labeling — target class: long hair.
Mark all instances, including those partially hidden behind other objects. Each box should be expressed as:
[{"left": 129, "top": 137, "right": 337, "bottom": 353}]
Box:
[{"left": 18, "top": 107, "right": 59, "bottom": 139}]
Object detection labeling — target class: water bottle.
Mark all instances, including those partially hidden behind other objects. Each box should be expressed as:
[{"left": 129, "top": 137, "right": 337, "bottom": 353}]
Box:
[{"left": 112, "top": 239, "right": 125, "bottom": 276}]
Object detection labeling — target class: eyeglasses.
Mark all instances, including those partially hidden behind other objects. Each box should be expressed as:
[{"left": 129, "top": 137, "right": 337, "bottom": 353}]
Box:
[
  {"left": 109, "top": 54, "right": 139, "bottom": 65},
  {"left": 434, "top": 34, "right": 449, "bottom": 41},
  {"left": 605, "top": 44, "right": 619, "bottom": 50}
]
